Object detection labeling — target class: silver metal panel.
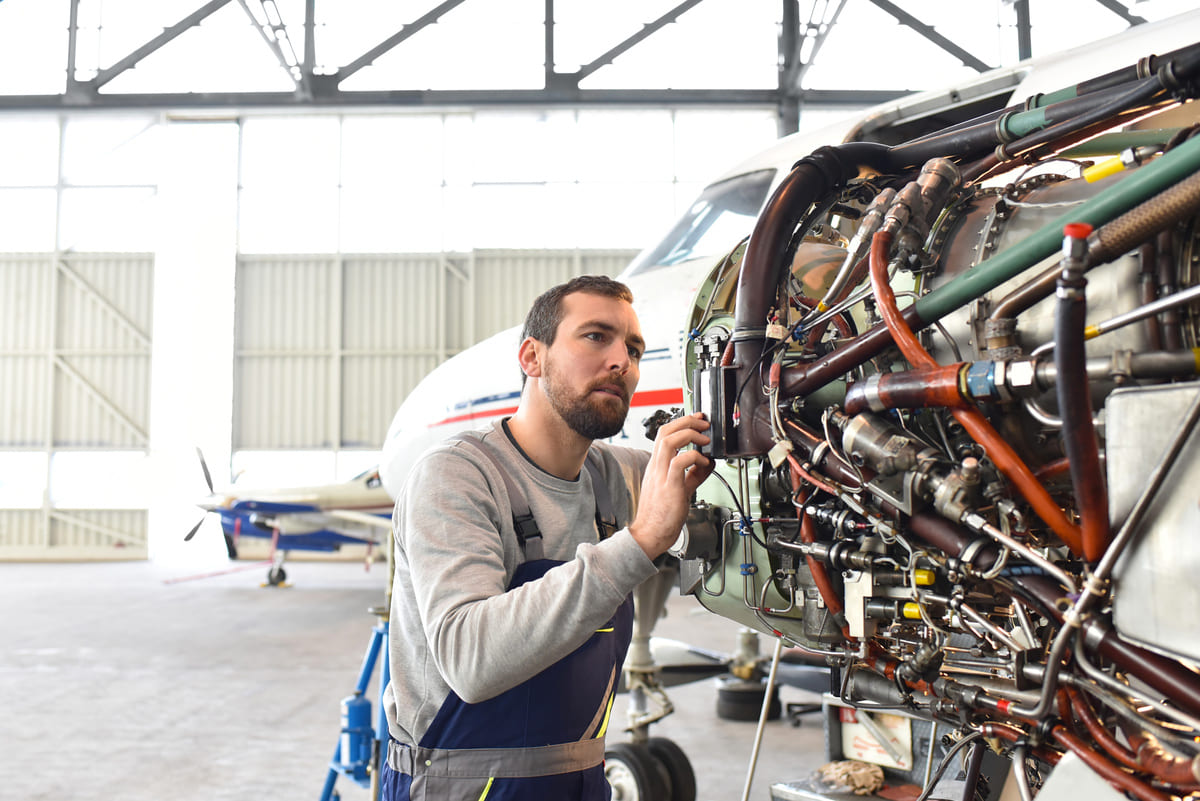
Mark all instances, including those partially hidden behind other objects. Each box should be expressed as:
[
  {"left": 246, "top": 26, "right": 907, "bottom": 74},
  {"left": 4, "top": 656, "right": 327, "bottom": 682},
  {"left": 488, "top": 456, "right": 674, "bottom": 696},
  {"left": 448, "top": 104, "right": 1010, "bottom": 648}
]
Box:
[
  {"left": 1108, "top": 381, "right": 1200, "bottom": 663},
  {"left": 234, "top": 356, "right": 333, "bottom": 449},
  {"left": 0, "top": 356, "right": 49, "bottom": 448},
  {"left": 472, "top": 249, "right": 635, "bottom": 342},
  {"left": 1, "top": 256, "right": 53, "bottom": 449},
  {"left": 234, "top": 249, "right": 636, "bottom": 451},
  {"left": 0, "top": 254, "right": 53, "bottom": 351},
  {"left": 54, "top": 253, "right": 153, "bottom": 448},
  {"left": 236, "top": 255, "right": 335, "bottom": 351},
  {"left": 0, "top": 509, "right": 148, "bottom": 559},
  {"left": 341, "top": 354, "right": 440, "bottom": 448},
  {"left": 55, "top": 354, "right": 151, "bottom": 448},
  {"left": 0, "top": 253, "right": 152, "bottom": 450},
  {"left": 342, "top": 255, "right": 445, "bottom": 353}
]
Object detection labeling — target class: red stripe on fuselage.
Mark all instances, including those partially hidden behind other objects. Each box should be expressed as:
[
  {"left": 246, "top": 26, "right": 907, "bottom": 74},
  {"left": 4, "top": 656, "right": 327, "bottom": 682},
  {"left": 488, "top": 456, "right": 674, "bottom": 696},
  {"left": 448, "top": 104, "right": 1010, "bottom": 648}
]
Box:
[{"left": 428, "top": 387, "right": 684, "bottom": 429}]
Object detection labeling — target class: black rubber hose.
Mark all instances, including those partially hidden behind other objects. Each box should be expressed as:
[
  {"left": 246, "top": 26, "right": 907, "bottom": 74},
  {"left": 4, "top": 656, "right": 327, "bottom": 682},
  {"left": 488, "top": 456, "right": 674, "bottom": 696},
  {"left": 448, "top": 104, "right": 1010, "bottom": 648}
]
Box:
[
  {"left": 892, "top": 77, "right": 1142, "bottom": 167},
  {"left": 897, "top": 42, "right": 1200, "bottom": 149},
  {"left": 1054, "top": 237, "right": 1110, "bottom": 564},
  {"left": 729, "top": 142, "right": 892, "bottom": 456}
]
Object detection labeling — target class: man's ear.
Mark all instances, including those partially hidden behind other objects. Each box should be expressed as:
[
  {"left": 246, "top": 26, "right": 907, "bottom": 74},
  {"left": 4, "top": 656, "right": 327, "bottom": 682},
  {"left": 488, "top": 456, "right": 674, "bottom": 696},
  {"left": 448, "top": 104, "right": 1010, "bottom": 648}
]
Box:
[{"left": 517, "top": 337, "right": 543, "bottom": 379}]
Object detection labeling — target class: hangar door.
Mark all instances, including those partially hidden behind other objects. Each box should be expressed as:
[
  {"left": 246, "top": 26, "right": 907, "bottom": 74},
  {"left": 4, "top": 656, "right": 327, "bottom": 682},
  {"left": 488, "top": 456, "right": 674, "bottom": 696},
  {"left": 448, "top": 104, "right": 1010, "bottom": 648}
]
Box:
[
  {"left": 0, "top": 253, "right": 153, "bottom": 560},
  {"left": 233, "top": 249, "right": 637, "bottom": 454}
]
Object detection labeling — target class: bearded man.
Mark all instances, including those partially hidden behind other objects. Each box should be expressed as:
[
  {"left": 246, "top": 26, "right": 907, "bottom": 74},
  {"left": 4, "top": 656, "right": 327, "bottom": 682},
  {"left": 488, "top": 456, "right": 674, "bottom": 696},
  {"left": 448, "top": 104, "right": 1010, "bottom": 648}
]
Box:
[{"left": 381, "top": 274, "right": 712, "bottom": 800}]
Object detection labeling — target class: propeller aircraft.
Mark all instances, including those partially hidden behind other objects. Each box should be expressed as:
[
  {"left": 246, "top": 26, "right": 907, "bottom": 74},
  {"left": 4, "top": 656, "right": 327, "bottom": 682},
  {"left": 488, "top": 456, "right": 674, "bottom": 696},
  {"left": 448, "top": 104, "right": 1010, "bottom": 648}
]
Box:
[{"left": 186, "top": 450, "right": 392, "bottom": 585}]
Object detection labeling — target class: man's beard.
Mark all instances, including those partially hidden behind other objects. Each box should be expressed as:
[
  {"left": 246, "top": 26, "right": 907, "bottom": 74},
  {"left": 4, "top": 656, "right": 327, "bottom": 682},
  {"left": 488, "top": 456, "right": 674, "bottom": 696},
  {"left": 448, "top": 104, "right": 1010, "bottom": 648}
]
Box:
[{"left": 543, "top": 369, "right": 630, "bottom": 440}]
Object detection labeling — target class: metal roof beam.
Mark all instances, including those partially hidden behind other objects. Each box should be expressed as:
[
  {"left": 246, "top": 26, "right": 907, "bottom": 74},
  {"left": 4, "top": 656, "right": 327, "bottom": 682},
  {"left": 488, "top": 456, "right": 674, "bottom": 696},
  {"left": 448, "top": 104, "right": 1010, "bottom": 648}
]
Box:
[
  {"left": 335, "top": 0, "right": 472, "bottom": 84},
  {"left": 237, "top": 0, "right": 305, "bottom": 90},
  {"left": 1013, "top": 0, "right": 1032, "bottom": 61},
  {"left": 1090, "top": 0, "right": 1147, "bottom": 26},
  {"left": 865, "top": 0, "right": 994, "bottom": 72},
  {"left": 575, "top": 0, "right": 707, "bottom": 83},
  {"left": 0, "top": 87, "right": 907, "bottom": 113},
  {"left": 781, "top": 0, "right": 849, "bottom": 92},
  {"left": 92, "top": 0, "right": 235, "bottom": 90}
]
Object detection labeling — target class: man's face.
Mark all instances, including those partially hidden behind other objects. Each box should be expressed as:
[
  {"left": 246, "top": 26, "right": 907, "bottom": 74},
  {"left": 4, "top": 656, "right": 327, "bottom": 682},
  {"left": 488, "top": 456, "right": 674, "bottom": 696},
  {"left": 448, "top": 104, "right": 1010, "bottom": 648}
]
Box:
[{"left": 539, "top": 292, "right": 644, "bottom": 440}]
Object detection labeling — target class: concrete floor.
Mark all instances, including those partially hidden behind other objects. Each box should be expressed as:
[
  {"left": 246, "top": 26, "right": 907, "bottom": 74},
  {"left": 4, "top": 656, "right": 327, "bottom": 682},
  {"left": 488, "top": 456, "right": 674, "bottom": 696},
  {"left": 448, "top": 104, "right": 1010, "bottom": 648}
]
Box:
[{"left": 1, "top": 559, "right": 828, "bottom": 801}]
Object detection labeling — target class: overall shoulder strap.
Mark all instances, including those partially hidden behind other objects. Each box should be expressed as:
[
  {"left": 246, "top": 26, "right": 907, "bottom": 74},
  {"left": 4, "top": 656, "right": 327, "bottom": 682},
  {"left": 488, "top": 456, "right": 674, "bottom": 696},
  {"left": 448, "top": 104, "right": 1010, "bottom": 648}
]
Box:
[
  {"left": 451, "top": 435, "right": 544, "bottom": 561},
  {"left": 584, "top": 451, "right": 619, "bottom": 541}
]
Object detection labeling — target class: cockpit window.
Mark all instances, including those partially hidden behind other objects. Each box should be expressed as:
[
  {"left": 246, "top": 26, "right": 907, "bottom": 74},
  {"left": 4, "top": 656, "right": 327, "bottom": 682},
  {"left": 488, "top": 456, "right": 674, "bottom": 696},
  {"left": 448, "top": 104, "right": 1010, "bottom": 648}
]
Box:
[{"left": 622, "top": 169, "right": 775, "bottom": 276}]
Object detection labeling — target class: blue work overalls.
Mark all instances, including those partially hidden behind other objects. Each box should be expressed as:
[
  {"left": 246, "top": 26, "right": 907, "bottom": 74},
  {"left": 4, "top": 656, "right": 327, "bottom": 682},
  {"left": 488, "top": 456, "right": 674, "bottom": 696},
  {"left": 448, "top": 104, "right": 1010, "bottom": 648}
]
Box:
[{"left": 381, "top": 447, "right": 630, "bottom": 801}]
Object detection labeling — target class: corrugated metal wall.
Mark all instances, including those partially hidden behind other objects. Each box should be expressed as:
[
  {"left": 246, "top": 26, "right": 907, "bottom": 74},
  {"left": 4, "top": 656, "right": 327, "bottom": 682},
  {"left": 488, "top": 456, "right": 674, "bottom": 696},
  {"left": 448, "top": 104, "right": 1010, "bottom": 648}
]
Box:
[
  {"left": 0, "top": 253, "right": 153, "bottom": 559},
  {"left": 0, "top": 509, "right": 148, "bottom": 560},
  {"left": 234, "top": 249, "right": 638, "bottom": 451}
]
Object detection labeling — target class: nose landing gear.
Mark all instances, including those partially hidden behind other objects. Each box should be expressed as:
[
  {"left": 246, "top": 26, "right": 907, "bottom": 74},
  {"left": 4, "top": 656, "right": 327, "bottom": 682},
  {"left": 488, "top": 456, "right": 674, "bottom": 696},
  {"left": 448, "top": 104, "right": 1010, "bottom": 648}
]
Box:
[{"left": 604, "top": 738, "right": 696, "bottom": 801}]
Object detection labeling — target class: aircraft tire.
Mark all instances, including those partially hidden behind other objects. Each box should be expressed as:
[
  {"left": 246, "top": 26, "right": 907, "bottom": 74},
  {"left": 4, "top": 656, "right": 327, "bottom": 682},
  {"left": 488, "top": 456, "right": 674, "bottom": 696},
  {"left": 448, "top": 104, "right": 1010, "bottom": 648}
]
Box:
[
  {"left": 267, "top": 566, "right": 287, "bottom": 586},
  {"left": 605, "top": 742, "right": 669, "bottom": 801},
  {"left": 646, "top": 737, "right": 696, "bottom": 801},
  {"left": 715, "top": 675, "right": 781, "bottom": 722}
]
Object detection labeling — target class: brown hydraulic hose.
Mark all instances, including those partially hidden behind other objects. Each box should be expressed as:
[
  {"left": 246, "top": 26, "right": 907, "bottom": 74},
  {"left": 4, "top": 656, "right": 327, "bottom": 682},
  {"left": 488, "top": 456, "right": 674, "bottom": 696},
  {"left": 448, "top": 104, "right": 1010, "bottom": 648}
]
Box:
[
  {"left": 1065, "top": 687, "right": 1143, "bottom": 772},
  {"left": 980, "top": 722, "right": 1065, "bottom": 767},
  {"left": 1033, "top": 457, "right": 1071, "bottom": 483},
  {"left": 868, "top": 230, "right": 1085, "bottom": 554},
  {"left": 786, "top": 456, "right": 845, "bottom": 620},
  {"left": 1084, "top": 621, "right": 1200, "bottom": 720},
  {"left": 1124, "top": 729, "right": 1200, "bottom": 787},
  {"left": 980, "top": 721, "right": 1024, "bottom": 743},
  {"left": 1052, "top": 725, "right": 1174, "bottom": 801},
  {"left": 843, "top": 363, "right": 968, "bottom": 416}
]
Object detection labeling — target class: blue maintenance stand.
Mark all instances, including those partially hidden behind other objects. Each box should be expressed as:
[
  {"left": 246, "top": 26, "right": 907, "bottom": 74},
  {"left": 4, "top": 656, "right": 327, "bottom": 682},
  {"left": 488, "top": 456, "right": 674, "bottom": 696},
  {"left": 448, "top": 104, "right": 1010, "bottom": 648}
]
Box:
[{"left": 320, "top": 609, "right": 390, "bottom": 801}]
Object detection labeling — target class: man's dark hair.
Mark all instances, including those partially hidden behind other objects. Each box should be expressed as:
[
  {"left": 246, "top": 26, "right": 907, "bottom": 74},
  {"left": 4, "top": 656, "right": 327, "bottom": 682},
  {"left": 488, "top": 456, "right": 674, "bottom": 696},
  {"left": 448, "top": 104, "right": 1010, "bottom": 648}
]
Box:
[
  {"left": 520, "top": 275, "right": 634, "bottom": 383},
  {"left": 521, "top": 275, "right": 634, "bottom": 345}
]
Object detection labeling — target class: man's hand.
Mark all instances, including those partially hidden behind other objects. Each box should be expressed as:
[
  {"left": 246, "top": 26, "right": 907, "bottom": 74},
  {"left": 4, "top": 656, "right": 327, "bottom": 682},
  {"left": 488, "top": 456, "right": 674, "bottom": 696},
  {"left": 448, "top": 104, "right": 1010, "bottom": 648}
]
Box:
[{"left": 628, "top": 412, "right": 715, "bottom": 559}]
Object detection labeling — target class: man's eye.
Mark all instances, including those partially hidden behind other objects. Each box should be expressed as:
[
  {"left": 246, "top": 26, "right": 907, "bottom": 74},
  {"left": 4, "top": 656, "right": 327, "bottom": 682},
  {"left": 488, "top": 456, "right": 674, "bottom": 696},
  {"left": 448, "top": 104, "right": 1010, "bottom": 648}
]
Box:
[{"left": 629, "top": 347, "right": 643, "bottom": 361}]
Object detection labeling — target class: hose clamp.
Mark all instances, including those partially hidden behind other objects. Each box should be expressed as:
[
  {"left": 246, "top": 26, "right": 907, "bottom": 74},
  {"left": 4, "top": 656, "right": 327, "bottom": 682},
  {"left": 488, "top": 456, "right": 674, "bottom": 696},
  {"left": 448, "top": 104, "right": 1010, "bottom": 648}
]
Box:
[
  {"left": 861, "top": 373, "right": 886, "bottom": 412},
  {"left": 959, "top": 536, "right": 991, "bottom": 568},
  {"left": 731, "top": 327, "right": 768, "bottom": 342},
  {"left": 995, "top": 110, "right": 1018, "bottom": 144}
]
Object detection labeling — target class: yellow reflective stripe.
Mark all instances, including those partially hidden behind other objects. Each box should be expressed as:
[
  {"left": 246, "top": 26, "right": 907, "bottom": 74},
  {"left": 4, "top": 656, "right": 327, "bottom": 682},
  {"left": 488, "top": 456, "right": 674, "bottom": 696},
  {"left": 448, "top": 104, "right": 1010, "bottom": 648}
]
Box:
[
  {"left": 595, "top": 692, "right": 616, "bottom": 738},
  {"left": 477, "top": 777, "right": 495, "bottom": 801},
  {"left": 595, "top": 627, "right": 614, "bottom": 633}
]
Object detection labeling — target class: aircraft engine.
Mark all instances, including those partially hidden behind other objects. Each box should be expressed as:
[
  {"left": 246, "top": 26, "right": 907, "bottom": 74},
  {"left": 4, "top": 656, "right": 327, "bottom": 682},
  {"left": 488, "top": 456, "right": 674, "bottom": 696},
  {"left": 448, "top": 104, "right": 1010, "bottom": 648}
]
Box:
[{"left": 677, "top": 42, "right": 1200, "bottom": 799}]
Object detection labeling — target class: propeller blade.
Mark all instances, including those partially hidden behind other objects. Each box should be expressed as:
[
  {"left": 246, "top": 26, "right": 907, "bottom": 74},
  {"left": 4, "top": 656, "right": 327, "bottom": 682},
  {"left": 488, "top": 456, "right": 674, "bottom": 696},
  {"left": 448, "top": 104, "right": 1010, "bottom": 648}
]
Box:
[
  {"left": 196, "top": 447, "right": 214, "bottom": 493},
  {"left": 184, "top": 517, "right": 205, "bottom": 542}
]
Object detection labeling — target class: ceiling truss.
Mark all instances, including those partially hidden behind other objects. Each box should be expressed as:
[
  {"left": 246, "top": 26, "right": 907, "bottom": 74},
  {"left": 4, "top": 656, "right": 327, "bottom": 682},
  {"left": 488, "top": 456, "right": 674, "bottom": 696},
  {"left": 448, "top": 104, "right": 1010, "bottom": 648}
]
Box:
[{"left": 7, "top": 0, "right": 1156, "bottom": 134}]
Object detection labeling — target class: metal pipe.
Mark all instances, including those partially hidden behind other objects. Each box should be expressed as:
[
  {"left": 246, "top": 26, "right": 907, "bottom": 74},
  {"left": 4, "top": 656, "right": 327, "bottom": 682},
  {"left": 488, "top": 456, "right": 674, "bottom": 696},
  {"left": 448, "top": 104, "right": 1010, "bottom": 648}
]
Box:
[{"left": 739, "top": 635, "right": 784, "bottom": 801}]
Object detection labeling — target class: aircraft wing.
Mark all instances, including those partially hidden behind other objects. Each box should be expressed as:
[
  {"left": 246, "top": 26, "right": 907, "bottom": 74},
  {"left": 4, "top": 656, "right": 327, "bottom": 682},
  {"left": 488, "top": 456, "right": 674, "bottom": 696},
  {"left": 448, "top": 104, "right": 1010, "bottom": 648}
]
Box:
[{"left": 324, "top": 509, "right": 393, "bottom": 529}]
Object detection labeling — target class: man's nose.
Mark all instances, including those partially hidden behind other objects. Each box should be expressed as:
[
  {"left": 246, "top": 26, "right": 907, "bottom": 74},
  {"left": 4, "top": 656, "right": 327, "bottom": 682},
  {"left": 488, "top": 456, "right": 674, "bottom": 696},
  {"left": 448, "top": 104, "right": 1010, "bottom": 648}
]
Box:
[{"left": 607, "top": 343, "right": 632, "bottom": 374}]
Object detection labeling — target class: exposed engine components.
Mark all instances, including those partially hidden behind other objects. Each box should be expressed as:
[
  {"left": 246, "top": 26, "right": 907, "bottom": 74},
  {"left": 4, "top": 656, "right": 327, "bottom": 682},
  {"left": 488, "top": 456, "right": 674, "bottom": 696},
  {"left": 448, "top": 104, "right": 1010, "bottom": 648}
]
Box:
[{"left": 678, "top": 39, "right": 1200, "bottom": 801}]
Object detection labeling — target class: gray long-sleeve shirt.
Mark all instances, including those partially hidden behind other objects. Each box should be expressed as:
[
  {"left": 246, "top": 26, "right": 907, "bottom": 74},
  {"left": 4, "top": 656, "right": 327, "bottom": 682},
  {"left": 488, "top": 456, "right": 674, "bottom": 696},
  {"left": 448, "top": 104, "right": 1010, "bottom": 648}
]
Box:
[{"left": 383, "top": 419, "right": 655, "bottom": 746}]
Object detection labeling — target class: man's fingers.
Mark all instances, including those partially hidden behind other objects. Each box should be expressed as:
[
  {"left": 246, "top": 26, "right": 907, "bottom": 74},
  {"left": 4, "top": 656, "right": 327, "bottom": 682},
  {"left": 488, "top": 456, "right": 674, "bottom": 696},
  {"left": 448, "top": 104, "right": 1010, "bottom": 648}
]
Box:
[{"left": 656, "top": 428, "right": 710, "bottom": 458}]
